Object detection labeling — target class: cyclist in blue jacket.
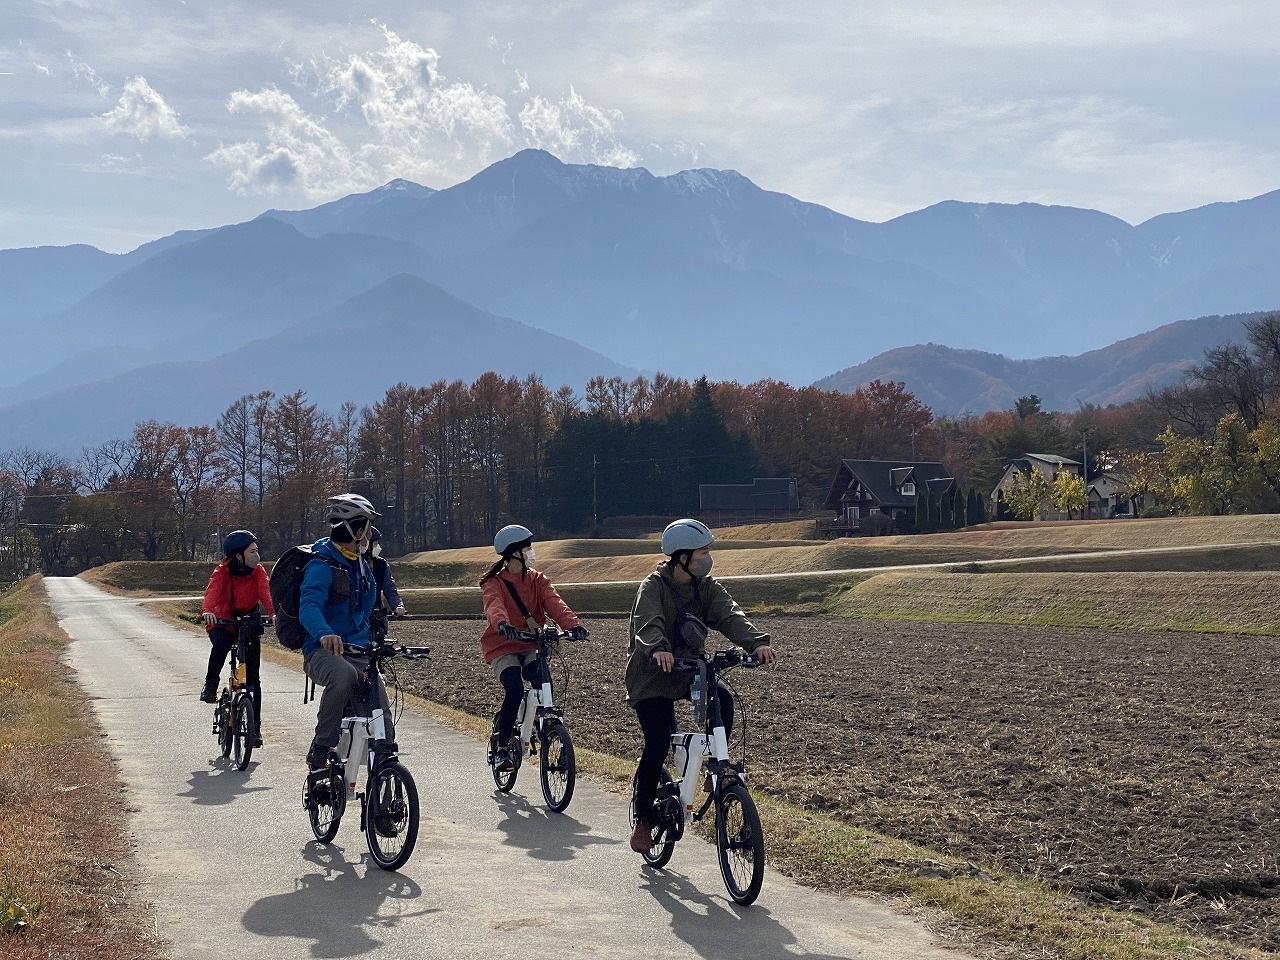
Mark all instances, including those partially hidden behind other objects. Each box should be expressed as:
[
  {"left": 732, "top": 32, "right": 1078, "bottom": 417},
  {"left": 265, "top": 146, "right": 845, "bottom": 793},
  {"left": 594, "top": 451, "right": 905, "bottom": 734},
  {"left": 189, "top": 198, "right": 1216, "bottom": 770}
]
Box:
[{"left": 300, "top": 494, "right": 395, "bottom": 770}]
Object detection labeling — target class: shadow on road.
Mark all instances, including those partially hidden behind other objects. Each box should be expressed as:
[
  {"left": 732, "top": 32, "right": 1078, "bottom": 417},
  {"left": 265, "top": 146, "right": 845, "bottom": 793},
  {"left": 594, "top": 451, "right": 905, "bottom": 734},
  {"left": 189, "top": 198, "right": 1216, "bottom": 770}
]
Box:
[
  {"left": 641, "top": 866, "right": 856, "bottom": 960},
  {"left": 492, "top": 789, "right": 620, "bottom": 861},
  {"left": 177, "top": 761, "right": 272, "bottom": 806},
  {"left": 241, "top": 842, "right": 436, "bottom": 957}
]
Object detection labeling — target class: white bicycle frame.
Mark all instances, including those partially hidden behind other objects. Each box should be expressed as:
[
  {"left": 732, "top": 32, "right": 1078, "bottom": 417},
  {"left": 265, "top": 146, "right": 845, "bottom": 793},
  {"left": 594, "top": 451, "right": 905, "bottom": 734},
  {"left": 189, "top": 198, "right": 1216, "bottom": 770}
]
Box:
[
  {"left": 514, "top": 671, "right": 555, "bottom": 755},
  {"left": 667, "top": 674, "right": 733, "bottom": 816},
  {"left": 335, "top": 707, "right": 389, "bottom": 800}
]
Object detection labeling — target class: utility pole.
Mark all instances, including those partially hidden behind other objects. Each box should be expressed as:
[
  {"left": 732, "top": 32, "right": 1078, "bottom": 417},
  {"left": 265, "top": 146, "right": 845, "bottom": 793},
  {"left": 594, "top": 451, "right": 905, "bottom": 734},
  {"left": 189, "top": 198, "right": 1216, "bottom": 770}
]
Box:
[
  {"left": 592, "top": 454, "right": 598, "bottom": 529},
  {"left": 1081, "top": 430, "right": 1088, "bottom": 520},
  {"left": 909, "top": 426, "right": 918, "bottom": 460}
]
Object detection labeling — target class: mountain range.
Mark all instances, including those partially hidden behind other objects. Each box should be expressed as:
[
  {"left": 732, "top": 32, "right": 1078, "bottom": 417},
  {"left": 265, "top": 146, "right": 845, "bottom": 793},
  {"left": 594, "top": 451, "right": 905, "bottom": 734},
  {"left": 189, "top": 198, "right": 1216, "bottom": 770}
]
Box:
[{"left": 2, "top": 148, "right": 1279, "bottom": 452}]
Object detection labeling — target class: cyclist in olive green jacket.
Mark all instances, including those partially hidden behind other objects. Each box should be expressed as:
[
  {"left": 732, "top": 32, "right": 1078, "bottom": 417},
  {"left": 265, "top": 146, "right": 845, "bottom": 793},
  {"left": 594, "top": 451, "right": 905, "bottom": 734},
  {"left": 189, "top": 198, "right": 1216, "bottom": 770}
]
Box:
[{"left": 625, "top": 518, "right": 778, "bottom": 853}]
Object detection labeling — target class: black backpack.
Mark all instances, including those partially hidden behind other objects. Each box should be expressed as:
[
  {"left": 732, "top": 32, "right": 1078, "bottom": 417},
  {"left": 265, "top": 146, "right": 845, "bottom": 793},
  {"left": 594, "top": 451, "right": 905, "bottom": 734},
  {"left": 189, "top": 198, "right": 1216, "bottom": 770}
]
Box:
[{"left": 269, "top": 545, "right": 344, "bottom": 650}]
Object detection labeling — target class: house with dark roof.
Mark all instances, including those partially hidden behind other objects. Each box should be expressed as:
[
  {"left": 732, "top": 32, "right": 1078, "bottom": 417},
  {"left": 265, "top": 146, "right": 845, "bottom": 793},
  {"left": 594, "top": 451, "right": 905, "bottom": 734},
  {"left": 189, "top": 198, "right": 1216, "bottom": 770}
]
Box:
[
  {"left": 698, "top": 478, "right": 801, "bottom": 525},
  {"left": 990, "top": 453, "right": 1082, "bottom": 520},
  {"left": 820, "top": 460, "right": 956, "bottom": 535}
]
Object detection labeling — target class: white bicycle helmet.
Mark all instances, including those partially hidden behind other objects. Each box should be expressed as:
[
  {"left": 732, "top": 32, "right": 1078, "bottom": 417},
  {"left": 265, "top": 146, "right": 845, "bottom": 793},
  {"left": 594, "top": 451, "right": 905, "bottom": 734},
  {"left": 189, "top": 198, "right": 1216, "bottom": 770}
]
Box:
[
  {"left": 326, "top": 493, "right": 379, "bottom": 542},
  {"left": 494, "top": 524, "right": 534, "bottom": 556},
  {"left": 326, "top": 493, "right": 380, "bottom": 522},
  {"left": 661, "top": 518, "right": 715, "bottom": 556}
]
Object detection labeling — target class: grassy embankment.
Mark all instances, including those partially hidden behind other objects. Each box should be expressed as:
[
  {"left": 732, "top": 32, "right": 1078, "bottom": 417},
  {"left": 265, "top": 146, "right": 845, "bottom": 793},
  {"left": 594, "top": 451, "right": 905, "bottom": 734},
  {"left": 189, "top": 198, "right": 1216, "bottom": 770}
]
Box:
[
  {"left": 90, "top": 514, "right": 1280, "bottom": 630},
  {"left": 0, "top": 578, "right": 166, "bottom": 960}
]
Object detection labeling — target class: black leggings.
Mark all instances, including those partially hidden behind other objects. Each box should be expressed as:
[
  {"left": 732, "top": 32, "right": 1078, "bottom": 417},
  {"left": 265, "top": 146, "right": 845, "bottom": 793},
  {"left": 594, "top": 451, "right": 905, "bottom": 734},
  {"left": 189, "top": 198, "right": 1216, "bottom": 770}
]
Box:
[
  {"left": 205, "top": 627, "right": 262, "bottom": 733},
  {"left": 633, "top": 686, "right": 735, "bottom": 817},
  {"left": 493, "top": 665, "right": 525, "bottom": 743}
]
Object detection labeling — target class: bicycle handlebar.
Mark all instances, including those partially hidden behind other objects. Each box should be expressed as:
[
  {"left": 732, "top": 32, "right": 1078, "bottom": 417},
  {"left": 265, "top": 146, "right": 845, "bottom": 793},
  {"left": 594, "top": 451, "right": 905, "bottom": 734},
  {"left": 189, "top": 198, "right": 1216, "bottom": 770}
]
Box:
[
  {"left": 669, "top": 649, "right": 760, "bottom": 673},
  {"left": 501, "top": 625, "right": 587, "bottom": 644},
  {"left": 214, "top": 613, "right": 272, "bottom": 629}
]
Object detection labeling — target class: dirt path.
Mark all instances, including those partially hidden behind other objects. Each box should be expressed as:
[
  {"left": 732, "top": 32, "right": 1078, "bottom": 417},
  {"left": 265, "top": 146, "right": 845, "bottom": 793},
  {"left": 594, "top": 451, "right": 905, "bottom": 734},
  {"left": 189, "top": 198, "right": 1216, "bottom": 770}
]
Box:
[{"left": 47, "top": 577, "right": 976, "bottom": 960}]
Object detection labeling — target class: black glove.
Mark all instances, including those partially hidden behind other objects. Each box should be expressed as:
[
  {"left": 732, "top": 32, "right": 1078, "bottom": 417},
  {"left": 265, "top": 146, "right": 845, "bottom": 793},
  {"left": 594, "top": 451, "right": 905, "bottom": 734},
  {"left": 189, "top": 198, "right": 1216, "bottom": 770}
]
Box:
[
  {"left": 499, "top": 622, "right": 519, "bottom": 640},
  {"left": 568, "top": 625, "right": 589, "bottom": 641}
]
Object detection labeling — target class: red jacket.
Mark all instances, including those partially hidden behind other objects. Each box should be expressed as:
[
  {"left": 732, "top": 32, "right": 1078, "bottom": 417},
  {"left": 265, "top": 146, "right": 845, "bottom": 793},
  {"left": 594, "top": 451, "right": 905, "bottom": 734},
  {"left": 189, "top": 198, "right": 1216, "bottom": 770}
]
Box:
[
  {"left": 201, "top": 562, "right": 274, "bottom": 631},
  {"left": 480, "top": 567, "right": 580, "bottom": 663}
]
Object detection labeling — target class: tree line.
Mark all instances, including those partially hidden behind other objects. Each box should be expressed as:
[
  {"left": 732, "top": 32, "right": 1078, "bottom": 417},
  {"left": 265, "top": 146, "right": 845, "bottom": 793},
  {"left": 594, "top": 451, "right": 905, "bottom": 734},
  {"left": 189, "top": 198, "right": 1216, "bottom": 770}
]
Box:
[{"left": 4, "top": 314, "right": 1277, "bottom": 578}]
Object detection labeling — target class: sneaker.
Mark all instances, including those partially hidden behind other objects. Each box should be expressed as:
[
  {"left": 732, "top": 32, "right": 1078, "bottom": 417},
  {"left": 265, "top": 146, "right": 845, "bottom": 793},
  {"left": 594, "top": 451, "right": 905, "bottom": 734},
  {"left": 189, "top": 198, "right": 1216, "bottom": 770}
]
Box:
[
  {"left": 198, "top": 684, "right": 217, "bottom": 703},
  {"left": 305, "top": 744, "right": 334, "bottom": 770},
  {"left": 494, "top": 748, "right": 514, "bottom": 772},
  {"left": 251, "top": 735, "right": 264, "bottom": 748},
  {"left": 629, "top": 817, "right": 653, "bottom": 854}
]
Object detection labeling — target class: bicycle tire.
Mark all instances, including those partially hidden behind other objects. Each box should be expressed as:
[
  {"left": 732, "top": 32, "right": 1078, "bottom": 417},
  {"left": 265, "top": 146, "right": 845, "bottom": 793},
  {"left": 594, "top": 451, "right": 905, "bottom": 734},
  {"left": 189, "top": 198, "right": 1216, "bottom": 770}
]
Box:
[
  {"left": 217, "top": 698, "right": 233, "bottom": 758},
  {"left": 631, "top": 766, "right": 680, "bottom": 869},
  {"left": 365, "top": 761, "right": 420, "bottom": 871},
  {"left": 539, "top": 721, "right": 576, "bottom": 812},
  {"left": 716, "top": 782, "right": 765, "bottom": 905},
  {"left": 490, "top": 729, "right": 520, "bottom": 793},
  {"left": 232, "top": 696, "right": 255, "bottom": 770},
  {"left": 305, "top": 764, "right": 345, "bottom": 843}
]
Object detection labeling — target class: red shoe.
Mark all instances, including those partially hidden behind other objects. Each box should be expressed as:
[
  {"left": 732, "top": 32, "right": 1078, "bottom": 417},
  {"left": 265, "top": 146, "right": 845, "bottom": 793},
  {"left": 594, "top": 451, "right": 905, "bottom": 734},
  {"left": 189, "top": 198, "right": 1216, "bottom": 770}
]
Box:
[{"left": 629, "top": 817, "right": 653, "bottom": 854}]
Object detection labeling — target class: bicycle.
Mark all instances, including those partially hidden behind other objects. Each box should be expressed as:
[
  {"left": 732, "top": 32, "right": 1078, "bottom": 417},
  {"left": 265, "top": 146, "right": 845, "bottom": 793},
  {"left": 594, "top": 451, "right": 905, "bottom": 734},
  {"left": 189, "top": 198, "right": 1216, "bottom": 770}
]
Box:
[
  {"left": 302, "top": 635, "right": 430, "bottom": 871},
  {"left": 629, "top": 648, "right": 766, "bottom": 905},
  {"left": 487, "top": 625, "right": 586, "bottom": 812},
  {"left": 211, "top": 613, "right": 267, "bottom": 771}
]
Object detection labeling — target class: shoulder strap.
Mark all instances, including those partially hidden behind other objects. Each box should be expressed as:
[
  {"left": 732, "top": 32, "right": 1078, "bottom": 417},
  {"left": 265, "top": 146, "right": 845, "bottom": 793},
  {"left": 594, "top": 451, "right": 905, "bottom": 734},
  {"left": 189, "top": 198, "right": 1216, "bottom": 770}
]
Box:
[{"left": 500, "top": 576, "right": 540, "bottom": 631}]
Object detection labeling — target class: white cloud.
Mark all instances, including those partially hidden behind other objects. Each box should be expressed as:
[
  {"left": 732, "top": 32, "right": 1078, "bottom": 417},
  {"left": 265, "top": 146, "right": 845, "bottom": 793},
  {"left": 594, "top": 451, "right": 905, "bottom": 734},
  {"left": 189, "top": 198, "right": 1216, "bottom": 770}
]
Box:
[
  {"left": 206, "top": 87, "right": 372, "bottom": 195},
  {"left": 208, "top": 24, "right": 642, "bottom": 197},
  {"left": 100, "top": 75, "right": 188, "bottom": 141},
  {"left": 519, "top": 87, "right": 638, "bottom": 167},
  {"left": 65, "top": 50, "right": 109, "bottom": 96}
]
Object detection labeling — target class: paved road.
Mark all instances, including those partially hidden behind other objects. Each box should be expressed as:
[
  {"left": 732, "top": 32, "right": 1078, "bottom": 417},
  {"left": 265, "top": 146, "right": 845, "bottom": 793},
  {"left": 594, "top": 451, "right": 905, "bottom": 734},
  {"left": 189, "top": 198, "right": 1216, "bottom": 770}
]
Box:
[{"left": 49, "top": 577, "right": 974, "bottom": 960}]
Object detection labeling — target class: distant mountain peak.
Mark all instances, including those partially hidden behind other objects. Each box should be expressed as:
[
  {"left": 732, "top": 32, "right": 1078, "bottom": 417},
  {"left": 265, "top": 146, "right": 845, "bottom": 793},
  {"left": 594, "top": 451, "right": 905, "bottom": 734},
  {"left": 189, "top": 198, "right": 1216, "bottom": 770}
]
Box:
[
  {"left": 665, "top": 167, "right": 752, "bottom": 197},
  {"left": 377, "top": 178, "right": 436, "bottom": 199}
]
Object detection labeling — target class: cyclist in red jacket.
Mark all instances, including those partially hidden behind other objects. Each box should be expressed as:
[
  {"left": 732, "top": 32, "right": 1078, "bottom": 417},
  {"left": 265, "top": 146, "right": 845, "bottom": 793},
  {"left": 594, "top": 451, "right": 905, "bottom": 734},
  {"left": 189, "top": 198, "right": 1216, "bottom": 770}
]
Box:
[
  {"left": 479, "top": 524, "right": 587, "bottom": 770},
  {"left": 200, "top": 530, "right": 275, "bottom": 746}
]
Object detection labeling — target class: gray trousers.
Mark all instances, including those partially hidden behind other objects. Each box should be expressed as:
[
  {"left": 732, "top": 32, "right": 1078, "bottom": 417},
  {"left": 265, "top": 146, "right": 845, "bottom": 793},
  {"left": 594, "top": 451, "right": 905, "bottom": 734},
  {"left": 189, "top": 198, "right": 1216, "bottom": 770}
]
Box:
[{"left": 303, "top": 646, "right": 395, "bottom": 750}]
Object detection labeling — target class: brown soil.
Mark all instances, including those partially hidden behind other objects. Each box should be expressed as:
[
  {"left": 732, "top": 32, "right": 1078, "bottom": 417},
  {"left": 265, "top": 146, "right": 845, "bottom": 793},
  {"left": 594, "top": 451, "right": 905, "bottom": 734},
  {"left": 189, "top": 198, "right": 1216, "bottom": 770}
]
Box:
[{"left": 389, "top": 615, "right": 1280, "bottom": 952}]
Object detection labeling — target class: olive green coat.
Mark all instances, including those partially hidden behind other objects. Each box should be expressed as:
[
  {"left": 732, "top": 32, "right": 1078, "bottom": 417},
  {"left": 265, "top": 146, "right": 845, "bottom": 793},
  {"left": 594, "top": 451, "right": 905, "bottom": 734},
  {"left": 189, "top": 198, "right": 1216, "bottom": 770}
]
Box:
[{"left": 624, "top": 560, "right": 770, "bottom": 704}]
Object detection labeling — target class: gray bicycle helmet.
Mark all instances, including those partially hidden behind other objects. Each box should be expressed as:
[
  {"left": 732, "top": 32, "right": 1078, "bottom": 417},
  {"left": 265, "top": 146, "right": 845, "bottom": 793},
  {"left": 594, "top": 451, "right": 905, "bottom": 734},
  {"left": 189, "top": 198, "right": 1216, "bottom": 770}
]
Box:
[
  {"left": 494, "top": 524, "right": 534, "bottom": 556},
  {"left": 661, "top": 518, "right": 715, "bottom": 556}
]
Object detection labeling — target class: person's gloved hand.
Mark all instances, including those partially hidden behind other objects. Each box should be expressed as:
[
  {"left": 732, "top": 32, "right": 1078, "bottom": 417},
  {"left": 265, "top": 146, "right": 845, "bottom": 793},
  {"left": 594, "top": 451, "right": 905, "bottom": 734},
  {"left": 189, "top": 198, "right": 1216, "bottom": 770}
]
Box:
[
  {"left": 202, "top": 612, "right": 216, "bottom": 626},
  {"left": 393, "top": 605, "right": 407, "bottom": 618},
  {"left": 499, "top": 622, "right": 518, "bottom": 640},
  {"left": 568, "top": 625, "right": 589, "bottom": 641}
]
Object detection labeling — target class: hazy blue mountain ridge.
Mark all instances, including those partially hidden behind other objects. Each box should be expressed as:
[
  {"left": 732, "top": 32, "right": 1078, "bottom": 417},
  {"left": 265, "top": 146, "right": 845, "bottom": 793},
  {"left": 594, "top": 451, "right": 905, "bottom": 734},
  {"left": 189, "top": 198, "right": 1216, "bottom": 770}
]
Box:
[{"left": 2, "top": 148, "right": 1280, "bottom": 448}]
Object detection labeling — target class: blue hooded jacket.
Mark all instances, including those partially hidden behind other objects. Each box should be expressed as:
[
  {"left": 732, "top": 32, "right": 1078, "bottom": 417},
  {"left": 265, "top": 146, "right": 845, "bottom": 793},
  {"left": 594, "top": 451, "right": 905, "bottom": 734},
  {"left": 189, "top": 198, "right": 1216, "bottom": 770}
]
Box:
[{"left": 299, "top": 537, "right": 377, "bottom": 656}]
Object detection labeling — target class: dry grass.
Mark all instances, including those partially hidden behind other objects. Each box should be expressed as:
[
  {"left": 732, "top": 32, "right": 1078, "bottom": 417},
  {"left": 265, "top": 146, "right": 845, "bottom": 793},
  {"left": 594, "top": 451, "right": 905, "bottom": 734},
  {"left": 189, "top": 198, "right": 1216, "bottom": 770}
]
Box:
[
  {"left": 0, "top": 578, "right": 166, "bottom": 960},
  {"left": 829, "top": 570, "right": 1280, "bottom": 633}
]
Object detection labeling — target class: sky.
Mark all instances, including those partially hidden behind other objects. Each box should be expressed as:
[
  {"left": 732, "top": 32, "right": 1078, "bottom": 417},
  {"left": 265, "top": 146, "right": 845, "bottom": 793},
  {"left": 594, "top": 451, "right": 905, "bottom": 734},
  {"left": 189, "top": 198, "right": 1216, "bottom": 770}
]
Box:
[{"left": 2, "top": 1, "right": 1279, "bottom": 253}]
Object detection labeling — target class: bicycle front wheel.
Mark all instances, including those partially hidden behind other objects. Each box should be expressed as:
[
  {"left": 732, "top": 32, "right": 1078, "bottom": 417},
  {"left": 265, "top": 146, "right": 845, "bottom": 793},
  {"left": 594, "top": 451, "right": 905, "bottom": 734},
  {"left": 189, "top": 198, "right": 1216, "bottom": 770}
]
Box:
[
  {"left": 716, "top": 782, "right": 765, "bottom": 905},
  {"left": 232, "top": 696, "right": 255, "bottom": 770},
  {"left": 365, "top": 761, "right": 420, "bottom": 871},
  {"left": 539, "top": 721, "right": 576, "bottom": 812}
]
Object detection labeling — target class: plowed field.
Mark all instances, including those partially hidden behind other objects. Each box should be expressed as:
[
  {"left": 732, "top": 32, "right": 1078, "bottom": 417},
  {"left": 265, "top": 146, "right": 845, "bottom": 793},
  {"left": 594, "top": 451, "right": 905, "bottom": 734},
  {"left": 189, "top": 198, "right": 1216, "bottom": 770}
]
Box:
[{"left": 390, "top": 616, "right": 1280, "bottom": 951}]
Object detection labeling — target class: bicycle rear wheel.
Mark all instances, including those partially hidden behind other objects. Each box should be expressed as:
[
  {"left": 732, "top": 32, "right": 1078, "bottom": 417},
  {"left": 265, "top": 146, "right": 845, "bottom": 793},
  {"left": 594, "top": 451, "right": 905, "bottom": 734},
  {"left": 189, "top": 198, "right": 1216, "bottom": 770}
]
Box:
[
  {"left": 631, "top": 766, "right": 681, "bottom": 869},
  {"left": 539, "top": 721, "right": 576, "bottom": 812},
  {"left": 217, "top": 698, "right": 233, "bottom": 758},
  {"left": 490, "top": 728, "right": 520, "bottom": 793},
  {"left": 716, "top": 782, "right": 765, "bottom": 905},
  {"left": 365, "top": 761, "right": 420, "bottom": 871},
  {"left": 232, "top": 696, "right": 255, "bottom": 770},
  {"left": 305, "top": 764, "right": 345, "bottom": 843}
]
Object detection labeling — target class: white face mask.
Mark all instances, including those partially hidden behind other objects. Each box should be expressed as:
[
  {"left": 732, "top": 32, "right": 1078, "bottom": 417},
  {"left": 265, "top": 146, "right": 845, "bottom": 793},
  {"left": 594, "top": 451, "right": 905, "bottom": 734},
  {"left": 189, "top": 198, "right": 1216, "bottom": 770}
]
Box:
[
  {"left": 522, "top": 546, "right": 537, "bottom": 563},
  {"left": 372, "top": 544, "right": 383, "bottom": 558}
]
